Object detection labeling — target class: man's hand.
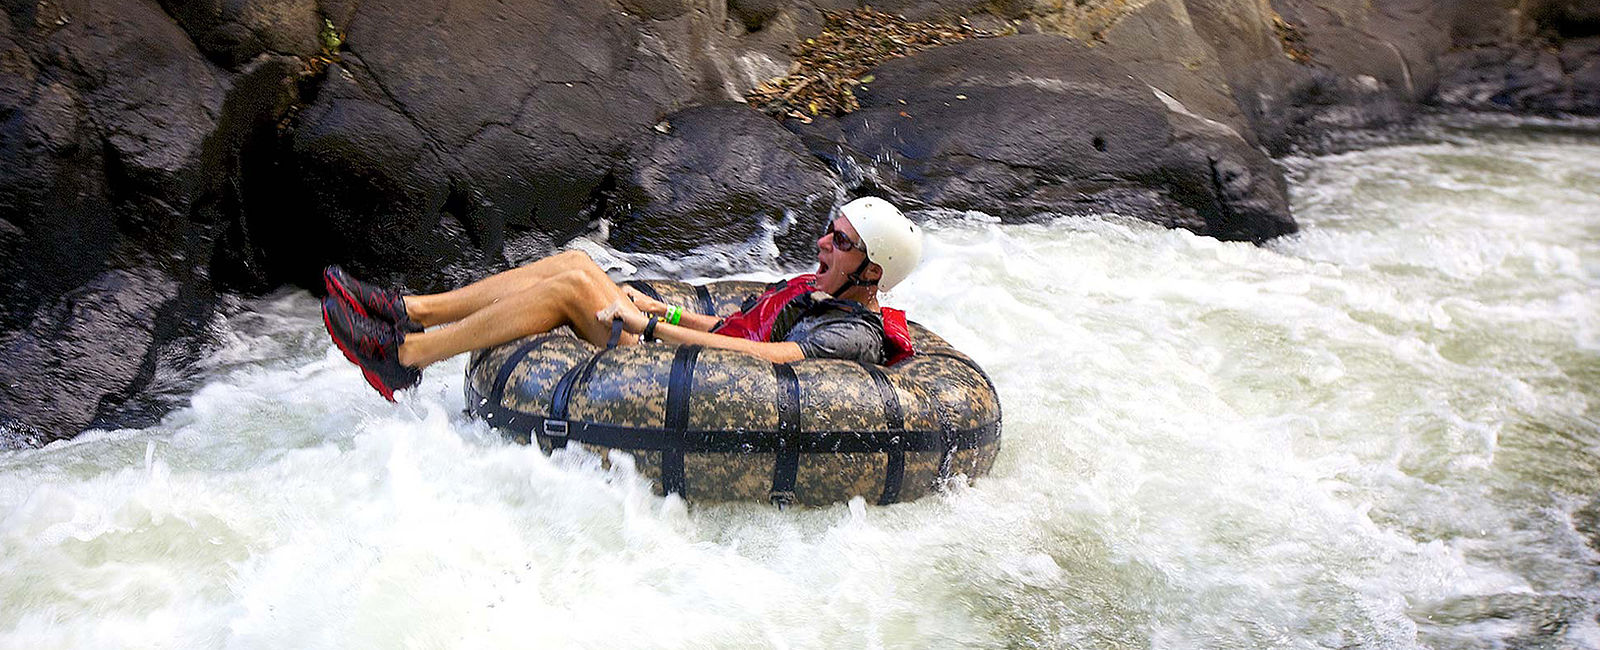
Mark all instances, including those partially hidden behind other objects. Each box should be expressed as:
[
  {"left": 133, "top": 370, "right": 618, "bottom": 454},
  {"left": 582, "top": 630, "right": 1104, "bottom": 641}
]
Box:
[
  {"left": 622, "top": 285, "right": 669, "bottom": 317},
  {"left": 596, "top": 299, "right": 650, "bottom": 334}
]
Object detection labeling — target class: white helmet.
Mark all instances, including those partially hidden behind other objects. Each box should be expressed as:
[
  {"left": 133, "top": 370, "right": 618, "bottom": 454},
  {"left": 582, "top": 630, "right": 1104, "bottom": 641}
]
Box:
[{"left": 838, "top": 197, "right": 923, "bottom": 291}]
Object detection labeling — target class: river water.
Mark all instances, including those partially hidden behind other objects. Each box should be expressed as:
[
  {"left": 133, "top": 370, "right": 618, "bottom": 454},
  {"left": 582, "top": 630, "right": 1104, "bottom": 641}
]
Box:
[{"left": 2, "top": 126, "right": 1597, "bottom": 648}]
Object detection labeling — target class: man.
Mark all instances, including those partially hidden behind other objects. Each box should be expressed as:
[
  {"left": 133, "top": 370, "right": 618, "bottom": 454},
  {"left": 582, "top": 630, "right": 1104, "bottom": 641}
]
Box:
[{"left": 322, "top": 197, "right": 923, "bottom": 400}]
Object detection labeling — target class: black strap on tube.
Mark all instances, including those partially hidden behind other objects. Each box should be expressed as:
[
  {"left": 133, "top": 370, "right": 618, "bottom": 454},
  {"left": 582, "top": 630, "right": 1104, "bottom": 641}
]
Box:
[
  {"left": 924, "top": 351, "right": 1003, "bottom": 485},
  {"left": 660, "top": 345, "right": 701, "bottom": 497},
  {"left": 769, "top": 363, "right": 802, "bottom": 507},
  {"left": 482, "top": 337, "right": 556, "bottom": 443},
  {"left": 489, "top": 338, "right": 554, "bottom": 406},
  {"left": 546, "top": 343, "right": 615, "bottom": 450},
  {"left": 605, "top": 317, "right": 624, "bottom": 349},
  {"left": 859, "top": 362, "right": 907, "bottom": 505},
  {"left": 692, "top": 283, "right": 715, "bottom": 318}
]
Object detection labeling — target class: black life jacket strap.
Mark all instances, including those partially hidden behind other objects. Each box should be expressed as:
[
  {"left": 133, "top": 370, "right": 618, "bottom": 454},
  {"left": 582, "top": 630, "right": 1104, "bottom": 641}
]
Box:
[{"left": 767, "top": 292, "right": 874, "bottom": 343}]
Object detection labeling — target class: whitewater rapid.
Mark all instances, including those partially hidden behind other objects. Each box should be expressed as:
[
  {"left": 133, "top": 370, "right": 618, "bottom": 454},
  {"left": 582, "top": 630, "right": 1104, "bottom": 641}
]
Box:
[{"left": 1, "top": 126, "right": 1597, "bottom": 648}]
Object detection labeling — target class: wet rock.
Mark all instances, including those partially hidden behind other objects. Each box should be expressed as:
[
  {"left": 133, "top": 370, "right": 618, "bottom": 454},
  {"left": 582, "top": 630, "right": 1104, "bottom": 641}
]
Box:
[
  {"left": 157, "top": 0, "right": 323, "bottom": 69},
  {"left": 270, "top": 60, "right": 470, "bottom": 291},
  {"left": 1435, "top": 38, "right": 1600, "bottom": 116},
  {"left": 1157, "top": 90, "right": 1295, "bottom": 240},
  {"left": 605, "top": 104, "right": 838, "bottom": 262},
  {"left": 0, "top": 269, "right": 180, "bottom": 446},
  {"left": 793, "top": 34, "right": 1294, "bottom": 241},
  {"left": 0, "top": 0, "right": 297, "bottom": 439},
  {"left": 257, "top": 0, "right": 703, "bottom": 285}
]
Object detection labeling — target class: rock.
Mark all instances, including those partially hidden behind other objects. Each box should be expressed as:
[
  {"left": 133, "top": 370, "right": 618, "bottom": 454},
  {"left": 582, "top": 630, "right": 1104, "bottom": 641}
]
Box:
[
  {"left": 728, "top": 0, "right": 786, "bottom": 31},
  {"left": 1155, "top": 89, "right": 1295, "bottom": 240},
  {"left": 0, "top": 0, "right": 298, "bottom": 439},
  {"left": 1571, "top": 40, "right": 1600, "bottom": 109},
  {"left": 615, "top": 0, "right": 694, "bottom": 20},
  {"left": 10, "top": 0, "right": 1594, "bottom": 443},
  {"left": 1098, "top": 0, "right": 1255, "bottom": 142},
  {"left": 250, "top": 0, "right": 708, "bottom": 287},
  {"left": 0, "top": 0, "right": 223, "bottom": 330},
  {"left": 1524, "top": 0, "right": 1600, "bottom": 39},
  {"left": 1434, "top": 39, "right": 1600, "bottom": 115},
  {"left": 1171, "top": 0, "right": 1456, "bottom": 152},
  {"left": 605, "top": 104, "right": 839, "bottom": 262},
  {"left": 157, "top": 0, "right": 323, "bottom": 69},
  {"left": 0, "top": 269, "right": 179, "bottom": 446},
  {"left": 272, "top": 60, "right": 466, "bottom": 291},
  {"left": 792, "top": 34, "right": 1294, "bottom": 241}
]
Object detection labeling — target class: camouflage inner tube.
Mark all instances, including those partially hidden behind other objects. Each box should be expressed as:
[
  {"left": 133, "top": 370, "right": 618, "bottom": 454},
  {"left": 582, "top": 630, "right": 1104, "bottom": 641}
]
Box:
[{"left": 464, "top": 279, "right": 1002, "bottom": 506}]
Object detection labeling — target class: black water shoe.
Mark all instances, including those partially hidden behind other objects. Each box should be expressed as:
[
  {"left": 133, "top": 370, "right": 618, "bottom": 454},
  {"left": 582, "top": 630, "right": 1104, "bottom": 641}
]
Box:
[
  {"left": 324, "top": 265, "right": 423, "bottom": 333},
  {"left": 322, "top": 296, "right": 421, "bottom": 401}
]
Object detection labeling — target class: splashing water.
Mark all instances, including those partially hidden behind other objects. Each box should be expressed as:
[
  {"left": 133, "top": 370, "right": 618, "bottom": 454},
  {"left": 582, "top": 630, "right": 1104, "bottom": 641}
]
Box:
[{"left": 1, "top": 128, "right": 1597, "bottom": 648}]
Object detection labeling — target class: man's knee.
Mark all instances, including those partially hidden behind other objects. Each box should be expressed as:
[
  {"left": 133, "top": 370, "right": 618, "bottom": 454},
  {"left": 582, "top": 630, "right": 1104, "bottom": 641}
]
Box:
[
  {"left": 549, "top": 268, "right": 606, "bottom": 301},
  {"left": 553, "top": 249, "right": 598, "bottom": 272},
  {"left": 548, "top": 269, "right": 611, "bottom": 317}
]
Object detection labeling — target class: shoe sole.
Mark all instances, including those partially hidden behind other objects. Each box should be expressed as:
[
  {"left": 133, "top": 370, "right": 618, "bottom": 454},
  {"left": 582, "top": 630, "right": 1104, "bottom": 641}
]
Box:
[{"left": 322, "top": 299, "right": 399, "bottom": 402}]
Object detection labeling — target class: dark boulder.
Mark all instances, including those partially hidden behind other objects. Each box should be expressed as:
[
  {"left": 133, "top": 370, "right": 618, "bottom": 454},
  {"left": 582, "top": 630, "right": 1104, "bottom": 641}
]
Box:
[
  {"left": 605, "top": 104, "right": 839, "bottom": 264},
  {"left": 266, "top": 59, "right": 473, "bottom": 292},
  {"left": 1524, "top": 0, "right": 1600, "bottom": 39},
  {"left": 1435, "top": 38, "right": 1600, "bottom": 116},
  {"left": 253, "top": 0, "right": 710, "bottom": 288},
  {"left": 0, "top": 0, "right": 224, "bottom": 328},
  {"left": 0, "top": 269, "right": 186, "bottom": 445},
  {"left": 157, "top": 0, "right": 323, "bottom": 69},
  {"left": 0, "top": 0, "right": 299, "bottom": 442},
  {"left": 791, "top": 34, "right": 1294, "bottom": 241}
]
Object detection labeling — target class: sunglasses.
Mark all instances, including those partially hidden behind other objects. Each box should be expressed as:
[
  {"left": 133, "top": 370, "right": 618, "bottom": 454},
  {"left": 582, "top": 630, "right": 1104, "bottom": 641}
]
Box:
[{"left": 824, "top": 222, "right": 865, "bottom": 253}]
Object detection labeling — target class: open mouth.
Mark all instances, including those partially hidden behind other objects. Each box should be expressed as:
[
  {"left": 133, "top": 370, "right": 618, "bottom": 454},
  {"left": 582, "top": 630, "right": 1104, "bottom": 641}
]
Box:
[{"left": 817, "top": 258, "right": 830, "bottom": 274}]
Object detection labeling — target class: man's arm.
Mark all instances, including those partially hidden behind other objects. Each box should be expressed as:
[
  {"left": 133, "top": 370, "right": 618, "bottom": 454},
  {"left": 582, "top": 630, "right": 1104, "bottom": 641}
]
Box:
[
  {"left": 652, "top": 322, "right": 805, "bottom": 364},
  {"left": 599, "top": 299, "right": 803, "bottom": 364},
  {"left": 621, "top": 285, "right": 720, "bottom": 332}
]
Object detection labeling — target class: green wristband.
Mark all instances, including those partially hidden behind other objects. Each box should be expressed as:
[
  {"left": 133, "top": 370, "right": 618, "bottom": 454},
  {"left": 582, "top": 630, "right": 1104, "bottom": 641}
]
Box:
[{"left": 666, "top": 305, "right": 682, "bottom": 325}]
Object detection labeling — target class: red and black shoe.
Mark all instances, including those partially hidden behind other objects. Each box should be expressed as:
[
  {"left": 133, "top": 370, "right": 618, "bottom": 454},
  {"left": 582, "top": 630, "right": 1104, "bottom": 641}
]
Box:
[
  {"left": 323, "top": 265, "right": 423, "bottom": 333},
  {"left": 322, "top": 296, "right": 421, "bottom": 401}
]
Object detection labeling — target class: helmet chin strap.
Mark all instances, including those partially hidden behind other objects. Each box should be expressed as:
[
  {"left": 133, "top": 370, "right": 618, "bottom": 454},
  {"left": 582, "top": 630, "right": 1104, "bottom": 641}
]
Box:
[{"left": 832, "top": 255, "right": 878, "bottom": 296}]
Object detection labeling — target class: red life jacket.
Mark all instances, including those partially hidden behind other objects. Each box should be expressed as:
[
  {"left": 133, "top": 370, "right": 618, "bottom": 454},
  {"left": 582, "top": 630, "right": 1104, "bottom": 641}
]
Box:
[{"left": 713, "top": 274, "right": 917, "bottom": 366}]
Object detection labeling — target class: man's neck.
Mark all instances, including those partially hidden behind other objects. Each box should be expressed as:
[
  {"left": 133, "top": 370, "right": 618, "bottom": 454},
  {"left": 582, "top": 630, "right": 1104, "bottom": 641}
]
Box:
[{"left": 836, "top": 286, "right": 880, "bottom": 312}]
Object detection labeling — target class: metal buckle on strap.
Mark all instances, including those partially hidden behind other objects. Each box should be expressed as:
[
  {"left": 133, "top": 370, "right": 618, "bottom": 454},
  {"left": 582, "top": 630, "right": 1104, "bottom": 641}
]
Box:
[{"left": 542, "top": 419, "right": 569, "bottom": 437}]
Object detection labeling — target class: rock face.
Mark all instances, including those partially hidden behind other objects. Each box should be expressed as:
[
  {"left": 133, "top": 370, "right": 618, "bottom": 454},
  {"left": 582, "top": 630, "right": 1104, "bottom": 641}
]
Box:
[
  {"left": 1436, "top": 38, "right": 1600, "bottom": 116},
  {"left": 794, "top": 35, "right": 1293, "bottom": 240},
  {"left": 249, "top": 0, "right": 704, "bottom": 292},
  {"left": 2, "top": 0, "right": 1592, "bottom": 441},
  {"left": 0, "top": 0, "right": 296, "bottom": 441},
  {"left": 605, "top": 104, "right": 840, "bottom": 262}
]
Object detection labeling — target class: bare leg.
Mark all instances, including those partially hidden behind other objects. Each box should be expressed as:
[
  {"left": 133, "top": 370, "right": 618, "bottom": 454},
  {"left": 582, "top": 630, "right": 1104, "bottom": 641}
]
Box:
[
  {"left": 397, "top": 266, "right": 633, "bottom": 369},
  {"left": 402, "top": 250, "right": 607, "bottom": 327}
]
